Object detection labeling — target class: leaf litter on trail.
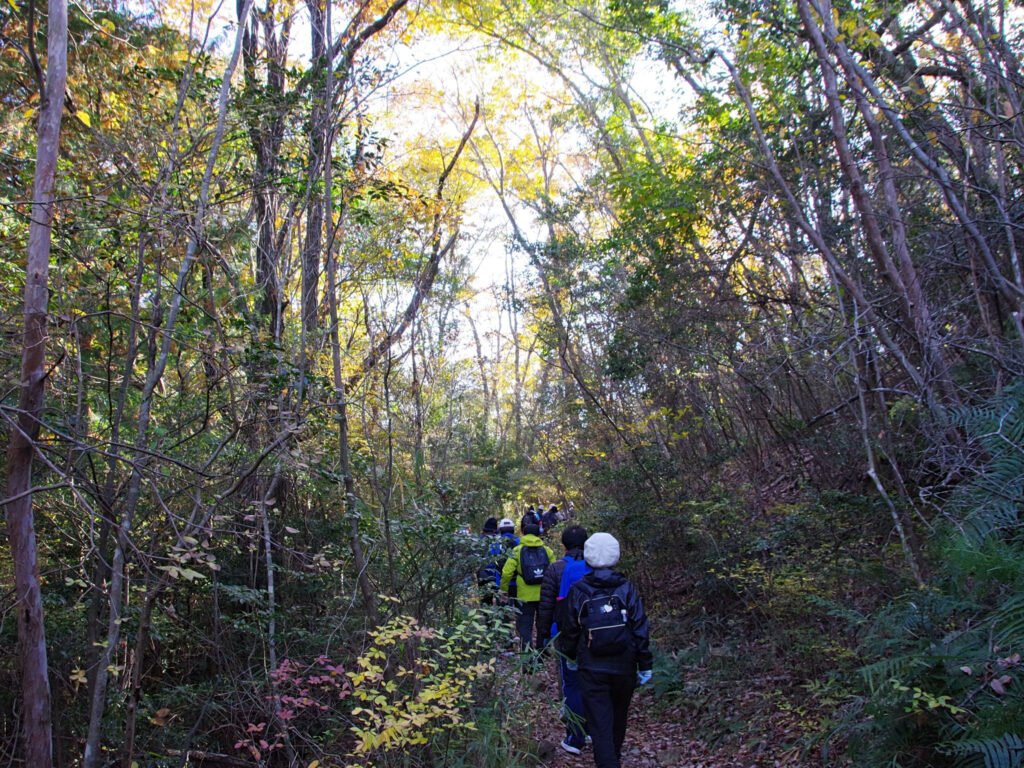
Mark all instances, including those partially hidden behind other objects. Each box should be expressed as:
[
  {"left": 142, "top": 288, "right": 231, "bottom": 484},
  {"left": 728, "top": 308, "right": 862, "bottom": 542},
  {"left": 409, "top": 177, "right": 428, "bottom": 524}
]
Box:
[{"left": 523, "top": 658, "right": 822, "bottom": 768}]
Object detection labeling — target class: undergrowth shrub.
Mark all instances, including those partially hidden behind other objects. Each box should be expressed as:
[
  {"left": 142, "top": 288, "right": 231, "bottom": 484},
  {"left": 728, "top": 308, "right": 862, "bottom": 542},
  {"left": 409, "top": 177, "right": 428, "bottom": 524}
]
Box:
[
  {"left": 232, "top": 605, "right": 517, "bottom": 767},
  {"left": 823, "top": 383, "right": 1024, "bottom": 768}
]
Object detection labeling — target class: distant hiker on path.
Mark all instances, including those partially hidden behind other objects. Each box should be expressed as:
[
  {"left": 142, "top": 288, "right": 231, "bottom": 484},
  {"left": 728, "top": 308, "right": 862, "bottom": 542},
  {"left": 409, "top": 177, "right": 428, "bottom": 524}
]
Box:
[
  {"left": 540, "top": 504, "right": 560, "bottom": 532},
  {"left": 560, "top": 532, "right": 652, "bottom": 768},
  {"left": 498, "top": 516, "right": 518, "bottom": 543},
  {"left": 476, "top": 517, "right": 501, "bottom": 605},
  {"left": 522, "top": 506, "right": 542, "bottom": 534},
  {"left": 537, "top": 524, "right": 590, "bottom": 754},
  {"left": 500, "top": 519, "right": 555, "bottom": 650},
  {"left": 496, "top": 517, "right": 519, "bottom": 600}
]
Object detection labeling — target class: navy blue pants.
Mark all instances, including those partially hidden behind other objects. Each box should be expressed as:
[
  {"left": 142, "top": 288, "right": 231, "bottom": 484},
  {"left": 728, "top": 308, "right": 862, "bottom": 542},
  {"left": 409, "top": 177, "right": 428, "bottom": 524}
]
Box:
[
  {"left": 514, "top": 600, "right": 539, "bottom": 649},
  {"left": 560, "top": 657, "right": 587, "bottom": 748},
  {"left": 579, "top": 669, "right": 636, "bottom": 768}
]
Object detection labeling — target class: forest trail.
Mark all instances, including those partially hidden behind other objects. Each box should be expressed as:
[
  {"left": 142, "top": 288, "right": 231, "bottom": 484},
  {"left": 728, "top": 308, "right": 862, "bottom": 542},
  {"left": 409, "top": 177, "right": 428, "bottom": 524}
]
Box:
[{"left": 521, "top": 660, "right": 821, "bottom": 768}]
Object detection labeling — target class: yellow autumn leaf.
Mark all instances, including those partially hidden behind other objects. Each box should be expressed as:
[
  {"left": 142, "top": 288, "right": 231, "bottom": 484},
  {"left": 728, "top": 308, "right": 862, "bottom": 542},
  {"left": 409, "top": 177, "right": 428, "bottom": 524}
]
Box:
[{"left": 76, "top": 110, "right": 91, "bottom": 127}]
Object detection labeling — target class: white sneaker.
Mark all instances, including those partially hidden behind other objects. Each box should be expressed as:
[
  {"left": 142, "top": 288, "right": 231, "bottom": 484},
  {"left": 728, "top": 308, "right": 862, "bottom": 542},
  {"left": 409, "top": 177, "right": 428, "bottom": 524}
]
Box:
[{"left": 559, "top": 739, "right": 582, "bottom": 755}]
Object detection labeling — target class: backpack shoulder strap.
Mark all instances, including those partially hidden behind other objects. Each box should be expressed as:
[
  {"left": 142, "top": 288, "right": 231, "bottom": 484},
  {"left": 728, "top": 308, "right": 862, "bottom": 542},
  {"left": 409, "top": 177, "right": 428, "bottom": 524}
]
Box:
[{"left": 512, "top": 544, "right": 523, "bottom": 569}]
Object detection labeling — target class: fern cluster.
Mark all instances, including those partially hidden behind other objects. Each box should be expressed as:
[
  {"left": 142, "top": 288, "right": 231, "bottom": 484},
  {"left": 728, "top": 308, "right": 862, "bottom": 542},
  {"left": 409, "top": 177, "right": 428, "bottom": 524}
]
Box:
[{"left": 827, "top": 383, "right": 1024, "bottom": 768}]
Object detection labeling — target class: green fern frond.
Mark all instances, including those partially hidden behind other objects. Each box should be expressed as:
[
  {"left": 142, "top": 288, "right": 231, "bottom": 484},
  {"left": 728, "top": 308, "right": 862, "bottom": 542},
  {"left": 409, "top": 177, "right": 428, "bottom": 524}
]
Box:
[
  {"left": 947, "top": 383, "right": 1024, "bottom": 543},
  {"left": 942, "top": 732, "right": 1024, "bottom": 768},
  {"left": 995, "top": 593, "right": 1024, "bottom": 645},
  {"left": 860, "top": 654, "right": 923, "bottom": 693}
]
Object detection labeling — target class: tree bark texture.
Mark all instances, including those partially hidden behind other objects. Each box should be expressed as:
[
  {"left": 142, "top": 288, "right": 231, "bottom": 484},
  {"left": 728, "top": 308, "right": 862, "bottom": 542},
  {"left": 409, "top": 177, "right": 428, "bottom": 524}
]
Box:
[{"left": 4, "top": 1, "right": 68, "bottom": 765}]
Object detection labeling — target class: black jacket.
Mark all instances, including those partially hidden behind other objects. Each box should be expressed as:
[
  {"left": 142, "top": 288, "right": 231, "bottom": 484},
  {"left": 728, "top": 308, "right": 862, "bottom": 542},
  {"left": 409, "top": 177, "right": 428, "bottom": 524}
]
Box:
[
  {"left": 540, "top": 508, "right": 559, "bottom": 530},
  {"left": 559, "top": 568, "right": 653, "bottom": 675},
  {"left": 536, "top": 548, "right": 585, "bottom": 642}
]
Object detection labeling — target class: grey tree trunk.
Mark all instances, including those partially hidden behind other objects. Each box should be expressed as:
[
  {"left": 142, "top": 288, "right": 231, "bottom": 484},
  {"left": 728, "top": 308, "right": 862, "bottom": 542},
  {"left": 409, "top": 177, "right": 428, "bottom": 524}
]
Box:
[{"left": 3, "top": 1, "right": 68, "bottom": 765}]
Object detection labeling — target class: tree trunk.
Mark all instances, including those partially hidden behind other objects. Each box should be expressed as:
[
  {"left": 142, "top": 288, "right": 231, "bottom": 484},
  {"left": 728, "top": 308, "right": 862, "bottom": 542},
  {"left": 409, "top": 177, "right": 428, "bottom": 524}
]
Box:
[
  {"left": 81, "top": 6, "right": 255, "bottom": 763},
  {"left": 301, "top": 0, "right": 328, "bottom": 338},
  {"left": 4, "top": 1, "right": 68, "bottom": 765}
]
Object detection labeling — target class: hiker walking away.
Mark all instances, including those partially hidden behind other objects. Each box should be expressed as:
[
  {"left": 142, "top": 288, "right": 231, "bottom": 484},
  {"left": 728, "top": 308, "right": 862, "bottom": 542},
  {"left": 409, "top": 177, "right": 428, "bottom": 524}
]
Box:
[
  {"left": 498, "top": 517, "right": 518, "bottom": 544},
  {"left": 540, "top": 504, "right": 560, "bottom": 533},
  {"left": 476, "top": 517, "right": 501, "bottom": 605},
  {"left": 537, "top": 525, "right": 590, "bottom": 754},
  {"left": 493, "top": 517, "right": 518, "bottom": 600},
  {"left": 523, "top": 505, "right": 542, "bottom": 534},
  {"left": 500, "top": 519, "right": 554, "bottom": 650},
  {"left": 561, "top": 533, "right": 652, "bottom": 768}
]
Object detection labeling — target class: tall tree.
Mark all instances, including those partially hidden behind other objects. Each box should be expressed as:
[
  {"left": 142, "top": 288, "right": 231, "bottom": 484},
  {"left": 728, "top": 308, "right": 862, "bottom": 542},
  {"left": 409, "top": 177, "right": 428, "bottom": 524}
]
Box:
[{"left": 4, "top": 0, "right": 67, "bottom": 764}]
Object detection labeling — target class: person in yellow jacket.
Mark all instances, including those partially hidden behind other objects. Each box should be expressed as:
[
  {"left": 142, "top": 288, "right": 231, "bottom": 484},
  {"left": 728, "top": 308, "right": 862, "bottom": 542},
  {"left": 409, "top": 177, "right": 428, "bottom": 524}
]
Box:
[{"left": 500, "top": 519, "right": 556, "bottom": 650}]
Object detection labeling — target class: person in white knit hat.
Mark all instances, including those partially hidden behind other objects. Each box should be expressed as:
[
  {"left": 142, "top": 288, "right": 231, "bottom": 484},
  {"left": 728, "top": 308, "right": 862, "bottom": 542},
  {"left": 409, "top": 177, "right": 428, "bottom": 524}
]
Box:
[{"left": 559, "top": 532, "right": 652, "bottom": 768}]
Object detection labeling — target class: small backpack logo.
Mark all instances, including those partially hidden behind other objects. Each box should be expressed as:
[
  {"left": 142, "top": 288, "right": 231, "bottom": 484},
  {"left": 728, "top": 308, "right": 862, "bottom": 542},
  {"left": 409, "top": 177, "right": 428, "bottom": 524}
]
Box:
[
  {"left": 519, "top": 545, "right": 550, "bottom": 585},
  {"left": 580, "top": 593, "right": 630, "bottom": 656}
]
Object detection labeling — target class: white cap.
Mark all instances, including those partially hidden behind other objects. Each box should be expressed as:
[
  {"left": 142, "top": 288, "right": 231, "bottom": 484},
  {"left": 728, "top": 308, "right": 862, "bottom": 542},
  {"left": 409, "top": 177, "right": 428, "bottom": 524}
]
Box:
[
  {"left": 498, "top": 517, "right": 515, "bottom": 531},
  {"left": 584, "top": 532, "right": 620, "bottom": 568}
]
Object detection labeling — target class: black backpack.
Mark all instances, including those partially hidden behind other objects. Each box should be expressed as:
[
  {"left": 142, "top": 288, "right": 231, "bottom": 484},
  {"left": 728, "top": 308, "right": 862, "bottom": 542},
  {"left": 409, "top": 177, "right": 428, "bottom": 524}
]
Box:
[
  {"left": 579, "top": 591, "right": 631, "bottom": 656},
  {"left": 477, "top": 559, "right": 500, "bottom": 587},
  {"left": 519, "top": 544, "right": 550, "bottom": 585}
]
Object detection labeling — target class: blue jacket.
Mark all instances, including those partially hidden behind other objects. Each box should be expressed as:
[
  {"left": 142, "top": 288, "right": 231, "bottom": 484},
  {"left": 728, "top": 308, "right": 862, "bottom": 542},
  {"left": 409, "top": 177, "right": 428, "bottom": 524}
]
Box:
[{"left": 537, "top": 548, "right": 584, "bottom": 641}]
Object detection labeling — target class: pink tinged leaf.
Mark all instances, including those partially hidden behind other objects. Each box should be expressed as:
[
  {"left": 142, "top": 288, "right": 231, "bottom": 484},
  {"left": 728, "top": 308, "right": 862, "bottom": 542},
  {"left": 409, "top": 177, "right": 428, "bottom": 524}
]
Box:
[
  {"left": 990, "top": 678, "right": 1007, "bottom": 695},
  {"left": 960, "top": 666, "right": 973, "bottom": 675}
]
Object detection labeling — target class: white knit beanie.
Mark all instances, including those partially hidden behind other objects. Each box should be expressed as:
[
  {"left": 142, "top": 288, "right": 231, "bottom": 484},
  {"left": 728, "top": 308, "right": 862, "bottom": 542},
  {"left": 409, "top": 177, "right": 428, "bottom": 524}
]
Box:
[{"left": 584, "top": 532, "right": 620, "bottom": 568}]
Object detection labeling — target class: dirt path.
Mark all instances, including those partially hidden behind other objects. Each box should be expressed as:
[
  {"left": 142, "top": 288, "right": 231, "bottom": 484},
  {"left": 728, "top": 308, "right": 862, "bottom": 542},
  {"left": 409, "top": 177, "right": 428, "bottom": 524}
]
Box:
[{"left": 523, "top": 660, "right": 818, "bottom": 768}]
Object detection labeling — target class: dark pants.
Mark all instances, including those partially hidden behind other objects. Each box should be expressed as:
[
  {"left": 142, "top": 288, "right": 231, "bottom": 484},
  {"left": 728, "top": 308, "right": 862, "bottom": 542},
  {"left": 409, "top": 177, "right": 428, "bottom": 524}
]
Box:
[
  {"left": 579, "top": 669, "right": 636, "bottom": 768},
  {"left": 514, "top": 600, "right": 539, "bottom": 649},
  {"left": 560, "top": 657, "right": 586, "bottom": 748},
  {"left": 478, "top": 581, "right": 496, "bottom": 606}
]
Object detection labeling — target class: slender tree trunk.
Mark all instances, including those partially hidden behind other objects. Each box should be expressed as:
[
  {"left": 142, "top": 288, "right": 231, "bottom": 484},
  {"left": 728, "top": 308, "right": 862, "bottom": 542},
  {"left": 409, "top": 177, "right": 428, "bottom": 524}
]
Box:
[
  {"left": 411, "top": 319, "right": 425, "bottom": 486},
  {"left": 798, "top": 0, "right": 955, "bottom": 404},
  {"left": 301, "top": 0, "right": 328, "bottom": 338},
  {"left": 81, "top": 6, "right": 254, "bottom": 763},
  {"left": 722, "top": 51, "right": 930, "bottom": 395},
  {"left": 508, "top": 256, "right": 523, "bottom": 450},
  {"left": 464, "top": 303, "right": 491, "bottom": 433},
  {"left": 4, "top": 1, "right": 67, "bottom": 765},
  {"left": 851, "top": 303, "right": 924, "bottom": 586},
  {"left": 120, "top": 587, "right": 159, "bottom": 768},
  {"left": 320, "top": 5, "right": 378, "bottom": 620},
  {"left": 381, "top": 357, "right": 399, "bottom": 593},
  {"left": 239, "top": 0, "right": 293, "bottom": 336},
  {"left": 327, "top": 269, "right": 378, "bottom": 619}
]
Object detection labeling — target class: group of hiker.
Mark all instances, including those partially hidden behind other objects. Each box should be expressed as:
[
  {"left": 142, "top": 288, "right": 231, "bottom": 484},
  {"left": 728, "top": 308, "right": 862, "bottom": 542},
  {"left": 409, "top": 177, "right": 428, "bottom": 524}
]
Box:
[{"left": 476, "top": 507, "right": 652, "bottom": 768}]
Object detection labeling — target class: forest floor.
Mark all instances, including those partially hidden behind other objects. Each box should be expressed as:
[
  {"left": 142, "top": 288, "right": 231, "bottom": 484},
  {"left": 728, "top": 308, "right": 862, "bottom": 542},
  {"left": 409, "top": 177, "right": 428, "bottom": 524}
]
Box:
[{"left": 517, "top": 655, "right": 830, "bottom": 768}]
